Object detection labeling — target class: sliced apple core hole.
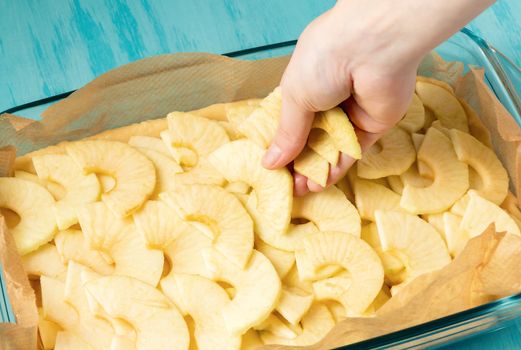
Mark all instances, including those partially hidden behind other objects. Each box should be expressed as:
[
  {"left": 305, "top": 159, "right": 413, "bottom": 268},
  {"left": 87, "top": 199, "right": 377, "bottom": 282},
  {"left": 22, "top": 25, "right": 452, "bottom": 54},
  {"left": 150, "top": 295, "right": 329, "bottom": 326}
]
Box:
[
  {"left": 184, "top": 315, "right": 197, "bottom": 346},
  {"left": 216, "top": 280, "right": 236, "bottom": 298},
  {"left": 186, "top": 214, "right": 219, "bottom": 241},
  {"left": 162, "top": 256, "right": 172, "bottom": 278},
  {"left": 98, "top": 174, "right": 116, "bottom": 193},
  {"left": 316, "top": 264, "right": 345, "bottom": 279},
  {"left": 0, "top": 208, "right": 21, "bottom": 228},
  {"left": 291, "top": 217, "right": 311, "bottom": 225},
  {"left": 171, "top": 144, "right": 198, "bottom": 170},
  {"left": 371, "top": 142, "right": 383, "bottom": 154}
]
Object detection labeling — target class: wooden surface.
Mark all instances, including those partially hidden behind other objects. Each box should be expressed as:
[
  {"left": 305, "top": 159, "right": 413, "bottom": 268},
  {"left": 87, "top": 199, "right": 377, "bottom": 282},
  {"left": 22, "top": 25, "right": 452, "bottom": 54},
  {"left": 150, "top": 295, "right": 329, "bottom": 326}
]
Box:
[
  {"left": 1, "top": 0, "right": 521, "bottom": 348},
  {"left": 1, "top": 0, "right": 520, "bottom": 115}
]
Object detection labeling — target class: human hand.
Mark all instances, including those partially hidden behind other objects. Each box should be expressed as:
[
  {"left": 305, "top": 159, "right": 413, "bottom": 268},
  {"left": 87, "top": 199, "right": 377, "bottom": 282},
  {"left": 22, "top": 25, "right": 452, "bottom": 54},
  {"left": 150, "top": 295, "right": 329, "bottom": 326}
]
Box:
[{"left": 262, "top": 0, "right": 495, "bottom": 196}]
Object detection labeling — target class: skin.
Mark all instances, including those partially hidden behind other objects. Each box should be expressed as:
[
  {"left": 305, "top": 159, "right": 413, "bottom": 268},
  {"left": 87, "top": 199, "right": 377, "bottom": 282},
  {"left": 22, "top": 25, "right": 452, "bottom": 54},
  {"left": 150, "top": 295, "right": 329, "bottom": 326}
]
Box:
[{"left": 262, "top": 0, "right": 496, "bottom": 196}]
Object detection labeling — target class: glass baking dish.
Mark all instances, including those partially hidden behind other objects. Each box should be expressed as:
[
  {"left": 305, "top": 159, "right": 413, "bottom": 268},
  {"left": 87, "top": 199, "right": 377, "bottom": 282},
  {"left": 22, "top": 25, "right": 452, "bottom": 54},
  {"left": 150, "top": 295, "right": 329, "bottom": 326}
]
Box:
[{"left": 1, "top": 28, "right": 521, "bottom": 348}]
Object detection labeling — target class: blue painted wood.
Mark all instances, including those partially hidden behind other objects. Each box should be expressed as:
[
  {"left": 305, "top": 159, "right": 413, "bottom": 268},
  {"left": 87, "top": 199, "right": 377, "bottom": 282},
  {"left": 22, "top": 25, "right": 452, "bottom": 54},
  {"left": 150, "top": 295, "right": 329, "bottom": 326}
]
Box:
[
  {"left": 0, "top": 0, "right": 334, "bottom": 113},
  {"left": 2, "top": 0, "right": 519, "bottom": 115},
  {"left": 1, "top": 1, "right": 521, "bottom": 348}
]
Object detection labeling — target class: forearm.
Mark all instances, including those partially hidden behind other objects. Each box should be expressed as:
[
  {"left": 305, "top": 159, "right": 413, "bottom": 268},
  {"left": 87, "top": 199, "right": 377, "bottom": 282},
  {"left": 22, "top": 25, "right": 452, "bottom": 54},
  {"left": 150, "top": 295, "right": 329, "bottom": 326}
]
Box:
[
  {"left": 330, "top": 0, "right": 496, "bottom": 71},
  {"left": 401, "top": 0, "right": 496, "bottom": 57}
]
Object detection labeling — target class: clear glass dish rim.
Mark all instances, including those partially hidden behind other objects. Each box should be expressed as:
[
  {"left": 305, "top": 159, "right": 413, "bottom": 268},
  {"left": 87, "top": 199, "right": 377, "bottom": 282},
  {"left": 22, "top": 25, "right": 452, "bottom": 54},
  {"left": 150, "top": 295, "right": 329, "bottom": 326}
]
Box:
[{"left": 1, "top": 27, "right": 521, "bottom": 348}]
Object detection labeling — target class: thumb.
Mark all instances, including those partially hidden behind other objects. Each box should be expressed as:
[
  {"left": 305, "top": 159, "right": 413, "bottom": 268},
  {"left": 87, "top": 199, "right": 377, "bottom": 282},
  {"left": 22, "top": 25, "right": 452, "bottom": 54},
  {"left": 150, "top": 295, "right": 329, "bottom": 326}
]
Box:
[{"left": 262, "top": 94, "right": 314, "bottom": 169}]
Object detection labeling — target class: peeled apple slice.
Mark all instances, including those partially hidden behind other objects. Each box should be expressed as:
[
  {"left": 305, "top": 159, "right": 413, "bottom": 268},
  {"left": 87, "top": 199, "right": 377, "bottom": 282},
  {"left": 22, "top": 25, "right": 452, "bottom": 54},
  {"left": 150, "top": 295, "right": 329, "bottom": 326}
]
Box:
[
  {"left": 424, "top": 213, "right": 447, "bottom": 241},
  {"left": 374, "top": 211, "right": 451, "bottom": 289},
  {"left": 161, "top": 184, "right": 254, "bottom": 268},
  {"left": 133, "top": 200, "right": 185, "bottom": 250},
  {"left": 283, "top": 266, "right": 313, "bottom": 294},
  {"left": 401, "top": 127, "right": 469, "bottom": 214},
  {"left": 293, "top": 146, "right": 330, "bottom": 187},
  {"left": 224, "top": 181, "right": 251, "bottom": 195},
  {"left": 364, "top": 285, "right": 392, "bottom": 315},
  {"left": 293, "top": 185, "right": 360, "bottom": 236},
  {"left": 275, "top": 286, "right": 314, "bottom": 325},
  {"left": 358, "top": 127, "right": 416, "bottom": 179},
  {"left": 0, "top": 177, "right": 56, "bottom": 254},
  {"left": 254, "top": 314, "right": 298, "bottom": 339},
  {"left": 225, "top": 99, "right": 261, "bottom": 126},
  {"left": 443, "top": 212, "right": 467, "bottom": 257},
  {"left": 66, "top": 140, "right": 156, "bottom": 217},
  {"left": 238, "top": 107, "right": 278, "bottom": 149},
  {"left": 77, "top": 202, "right": 131, "bottom": 251},
  {"left": 33, "top": 154, "right": 101, "bottom": 230},
  {"left": 312, "top": 107, "right": 361, "bottom": 159},
  {"left": 260, "top": 303, "right": 335, "bottom": 346},
  {"left": 237, "top": 88, "right": 281, "bottom": 148},
  {"left": 416, "top": 76, "right": 456, "bottom": 93},
  {"left": 38, "top": 308, "right": 61, "bottom": 349},
  {"left": 241, "top": 329, "right": 264, "bottom": 350},
  {"left": 208, "top": 140, "right": 293, "bottom": 250},
  {"left": 218, "top": 121, "right": 242, "bottom": 140},
  {"left": 451, "top": 192, "right": 471, "bottom": 216},
  {"left": 203, "top": 249, "right": 281, "bottom": 335},
  {"left": 77, "top": 202, "right": 164, "bottom": 286},
  {"left": 63, "top": 262, "right": 114, "bottom": 350},
  {"left": 336, "top": 175, "right": 355, "bottom": 203},
  {"left": 54, "top": 229, "right": 114, "bottom": 275},
  {"left": 415, "top": 79, "right": 469, "bottom": 132},
  {"left": 41, "top": 276, "right": 78, "bottom": 329},
  {"left": 449, "top": 129, "right": 508, "bottom": 205},
  {"left": 308, "top": 128, "right": 340, "bottom": 166},
  {"left": 360, "top": 223, "right": 406, "bottom": 286},
  {"left": 80, "top": 268, "right": 137, "bottom": 342},
  {"left": 173, "top": 274, "right": 241, "bottom": 350},
  {"left": 160, "top": 113, "right": 227, "bottom": 186},
  {"left": 397, "top": 93, "right": 425, "bottom": 133},
  {"left": 254, "top": 238, "right": 295, "bottom": 279},
  {"left": 128, "top": 136, "right": 172, "bottom": 157},
  {"left": 353, "top": 178, "right": 405, "bottom": 221},
  {"left": 110, "top": 227, "right": 164, "bottom": 287},
  {"left": 22, "top": 243, "right": 66, "bottom": 279},
  {"left": 259, "top": 87, "right": 283, "bottom": 117},
  {"left": 165, "top": 112, "right": 230, "bottom": 160},
  {"left": 14, "top": 170, "right": 65, "bottom": 200},
  {"left": 400, "top": 163, "right": 433, "bottom": 188},
  {"left": 294, "top": 232, "right": 383, "bottom": 316},
  {"left": 422, "top": 107, "right": 436, "bottom": 131},
  {"left": 162, "top": 229, "right": 213, "bottom": 278},
  {"left": 460, "top": 191, "right": 521, "bottom": 237},
  {"left": 54, "top": 332, "right": 94, "bottom": 350},
  {"left": 137, "top": 149, "right": 183, "bottom": 196},
  {"left": 411, "top": 133, "right": 425, "bottom": 151},
  {"left": 85, "top": 275, "right": 189, "bottom": 350}
]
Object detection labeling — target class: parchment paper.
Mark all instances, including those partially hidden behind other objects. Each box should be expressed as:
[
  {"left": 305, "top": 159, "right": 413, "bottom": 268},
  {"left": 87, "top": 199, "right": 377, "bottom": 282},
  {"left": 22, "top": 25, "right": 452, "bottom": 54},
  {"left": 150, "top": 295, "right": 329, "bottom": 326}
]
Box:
[{"left": 0, "top": 52, "right": 520, "bottom": 350}]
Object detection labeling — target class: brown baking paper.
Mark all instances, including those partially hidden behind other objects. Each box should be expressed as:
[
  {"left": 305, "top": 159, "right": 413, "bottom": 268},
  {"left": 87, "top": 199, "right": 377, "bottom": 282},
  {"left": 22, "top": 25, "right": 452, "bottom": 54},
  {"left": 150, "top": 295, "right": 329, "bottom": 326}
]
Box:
[
  {"left": 1, "top": 52, "right": 521, "bottom": 350},
  {"left": 0, "top": 145, "right": 39, "bottom": 350}
]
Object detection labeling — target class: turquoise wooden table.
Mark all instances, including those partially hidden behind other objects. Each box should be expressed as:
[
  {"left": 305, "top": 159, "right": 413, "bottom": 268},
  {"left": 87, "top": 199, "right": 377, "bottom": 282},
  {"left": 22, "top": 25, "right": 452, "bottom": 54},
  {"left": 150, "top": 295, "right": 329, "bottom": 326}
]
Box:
[{"left": 1, "top": 0, "right": 521, "bottom": 349}]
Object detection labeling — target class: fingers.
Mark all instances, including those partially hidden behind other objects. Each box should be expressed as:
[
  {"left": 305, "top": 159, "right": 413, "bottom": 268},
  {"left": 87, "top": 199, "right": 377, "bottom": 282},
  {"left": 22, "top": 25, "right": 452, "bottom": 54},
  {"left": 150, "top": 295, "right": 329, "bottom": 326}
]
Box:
[
  {"left": 294, "top": 119, "right": 384, "bottom": 195},
  {"left": 307, "top": 178, "right": 325, "bottom": 193},
  {"left": 341, "top": 97, "right": 397, "bottom": 134},
  {"left": 262, "top": 94, "right": 315, "bottom": 170},
  {"left": 294, "top": 173, "right": 310, "bottom": 197}
]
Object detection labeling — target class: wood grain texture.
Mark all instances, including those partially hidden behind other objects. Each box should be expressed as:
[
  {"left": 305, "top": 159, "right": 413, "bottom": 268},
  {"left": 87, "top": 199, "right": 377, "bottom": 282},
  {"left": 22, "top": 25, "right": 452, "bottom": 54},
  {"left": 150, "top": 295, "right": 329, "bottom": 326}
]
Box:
[
  {"left": 1, "top": 1, "right": 521, "bottom": 348},
  {"left": 2, "top": 0, "right": 520, "bottom": 115}
]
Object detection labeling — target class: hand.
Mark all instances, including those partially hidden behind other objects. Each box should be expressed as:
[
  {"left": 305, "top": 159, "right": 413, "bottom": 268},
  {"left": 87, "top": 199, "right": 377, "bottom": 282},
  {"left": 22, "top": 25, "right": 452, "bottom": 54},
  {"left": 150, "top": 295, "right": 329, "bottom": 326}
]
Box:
[{"left": 262, "top": 0, "right": 495, "bottom": 196}]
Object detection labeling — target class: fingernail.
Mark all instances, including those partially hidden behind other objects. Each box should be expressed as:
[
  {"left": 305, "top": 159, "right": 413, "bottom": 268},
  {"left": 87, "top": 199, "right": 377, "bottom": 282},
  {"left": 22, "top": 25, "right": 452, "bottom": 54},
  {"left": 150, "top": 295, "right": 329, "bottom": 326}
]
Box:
[{"left": 262, "top": 144, "right": 282, "bottom": 168}]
